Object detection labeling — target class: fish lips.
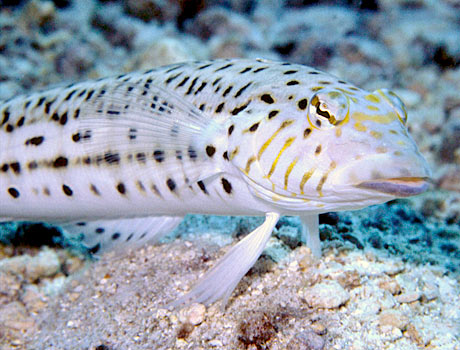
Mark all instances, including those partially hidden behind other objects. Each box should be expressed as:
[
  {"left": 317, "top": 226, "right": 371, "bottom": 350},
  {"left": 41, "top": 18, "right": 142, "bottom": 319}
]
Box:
[{"left": 356, "top": 177, "right": 430, "bottom": 197}]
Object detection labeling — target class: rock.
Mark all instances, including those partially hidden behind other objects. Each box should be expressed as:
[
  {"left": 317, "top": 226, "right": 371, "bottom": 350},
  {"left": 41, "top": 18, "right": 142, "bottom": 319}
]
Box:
[
  {"left": 25, "top": 248, "right": 61, "bottom": 282},
  {"left": 124, "top": 0, "right": 180, "bottom": 23},
  {"left": 21, "top": 0, "right": 56, "bottom": 28},
  {"left": 301, "top": 280, "right": 350, "bottom": 309}
]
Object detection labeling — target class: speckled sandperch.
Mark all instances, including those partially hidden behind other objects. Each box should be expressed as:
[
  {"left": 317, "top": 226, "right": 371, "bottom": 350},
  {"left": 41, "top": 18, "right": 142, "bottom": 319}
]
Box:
[{"left": 0, "top": 58, "right": 431, "bottom": 307}]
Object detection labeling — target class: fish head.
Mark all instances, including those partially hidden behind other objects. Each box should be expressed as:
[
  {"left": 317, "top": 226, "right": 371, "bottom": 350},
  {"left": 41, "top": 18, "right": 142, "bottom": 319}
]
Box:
[{"left": 227, "top": 77, "right": 431, "bottom": 213}]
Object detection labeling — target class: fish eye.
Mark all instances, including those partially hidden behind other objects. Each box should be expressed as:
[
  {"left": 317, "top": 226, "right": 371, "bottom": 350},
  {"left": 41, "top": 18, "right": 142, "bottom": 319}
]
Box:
[
  {"left": 308, "top": 90, "right": 348, "bottom": 129},
  {"left": 377, "top": 89, "right": 408, "bottom": 124}
]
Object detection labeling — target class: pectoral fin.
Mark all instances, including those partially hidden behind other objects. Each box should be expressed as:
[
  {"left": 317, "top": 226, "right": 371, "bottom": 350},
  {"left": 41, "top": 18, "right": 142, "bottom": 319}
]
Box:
[{"left": 169, "top": 212, "right": 280, "bottom": 309}]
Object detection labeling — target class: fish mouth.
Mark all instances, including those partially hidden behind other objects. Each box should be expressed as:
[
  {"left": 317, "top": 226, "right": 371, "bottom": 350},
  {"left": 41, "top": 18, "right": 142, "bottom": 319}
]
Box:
[{"left": 356, "top": 177, "right": 430, "bottom": 197}]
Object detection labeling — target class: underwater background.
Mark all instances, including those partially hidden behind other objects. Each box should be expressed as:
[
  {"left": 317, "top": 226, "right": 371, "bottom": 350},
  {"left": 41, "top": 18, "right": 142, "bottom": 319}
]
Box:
[{"left": 0, "top": 0, "right": 459, "bottom": 349}]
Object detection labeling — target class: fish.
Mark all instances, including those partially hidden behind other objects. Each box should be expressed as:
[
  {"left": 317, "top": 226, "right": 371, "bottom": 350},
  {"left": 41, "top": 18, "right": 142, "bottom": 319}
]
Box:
[{"left": 0, "top": 58, "right": 431, "bottom": 307}]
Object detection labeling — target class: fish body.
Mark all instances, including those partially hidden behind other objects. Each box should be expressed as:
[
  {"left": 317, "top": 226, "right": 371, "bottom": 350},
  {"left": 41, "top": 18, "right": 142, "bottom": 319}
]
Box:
[{"left": 0, "top": 58, "right": 431, "bottom": 306}]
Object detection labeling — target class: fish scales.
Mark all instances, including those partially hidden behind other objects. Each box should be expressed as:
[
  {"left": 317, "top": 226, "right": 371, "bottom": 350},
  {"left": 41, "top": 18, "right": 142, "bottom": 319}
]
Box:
[{"left": 0, "top": 58, "right": 431, "bottom": 307}]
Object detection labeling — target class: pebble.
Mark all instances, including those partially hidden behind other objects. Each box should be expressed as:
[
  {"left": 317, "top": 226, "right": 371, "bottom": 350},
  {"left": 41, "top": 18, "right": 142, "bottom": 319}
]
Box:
[
  {"left": 21, "top": 286, "right": 48, "bottom": 313},
  {"left": 178, "top": 303, "right": 206, "bottom": 326},
  {"left": 378, "top": 309, "right": 409, "bottom": 330},
  {"left": 377, "top": 278, "right": 402, "bottom": 295},
  {"left": 301, "top": 280, "right": 350, "bottom": 309},
  {"left": 287, "top": 329, "right": 325, "bottom": 350},
  {"left": 396, "top": 291, "right": 421, "bottom": 304},
  {"left": 0, "top": 301, "right": 35, "bottom": 332}
]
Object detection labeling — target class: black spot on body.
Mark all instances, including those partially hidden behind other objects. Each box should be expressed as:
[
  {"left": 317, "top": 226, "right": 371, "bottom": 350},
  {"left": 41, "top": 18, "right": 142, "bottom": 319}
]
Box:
[
  {"left": 197, "top": 180, "right": 208, "bottom": 194},
  {"left": 298, "top": 98, "right": 308, "bottom": 110},
  {"left": 166, "top": 178, "right": 176, "bottom": 192},
  {"left": 315, "top": 145, "right": 322, "bottom": 155},
  {"left": 304, "top": 128, "right": 312, "bottom": 137},
  {"left": 221, "top": 178, "right": 232, "bottom": 194},
  {"left": 198, "top": 63, "right": 212, "bottom": 70},
  {"left": 126, "top": 233, "right": 134, "bottom": 241},
  {"left": 153, "top": 150, "right": 165, "bottom": 163},
  {"left": 284, "top": 70, "right": 298, "bottom": 75},
  {"left": 45, "top": 100, "right": 54, "bottom": 114},
  {"left": 62, "top": 184, "right": 73, "bottom": 196},
  {"left": 206, "top": 145, "right": 216, "bottom": 157},
  {"left": 116, "top": 183, "right": 126, "bottom": 194},
  {"left": 287, "top": 80, "right": 299, "bottom": 86},
  {"left": 1, "top": 109, "right": 9, "bottom": 125},
  {"left": 188, "top": 146, "right": 197, "bottom": 160},
  {"left": 1, "top": 164, "right": 8, "bottom": 172},
  {"left": 25, "top": 136, "right": 44, "bottom": 146},
  {"left": 253, "top": 67, "right": 267, "bottom": 73},
  {"left": 195, "top": 81, "right": 207, "bottom": 95},
  {"left": 228, "top": 125, "right": 234, "bottom": 135},
  {"left": 215, "top": 63, "right": 233, "bottom": 72},
  {"left": 239, "top": 67, "right": 252, "bottom": 74},
  {"left": 10, "top": 162, "right": 20, "bottom": 174},
  {"left": 186, "top": 77, "right": 199, "bottom": 95},
  {"left": 5, "top": 124, "right": 13, "bottom": 132},
  {"left": 176, "top": 76, "right": 190, "bottom": 88},
  {"left": 74, "top": 109, "right": 80, "bottom": 119},
  {"left": 37, "top": 97, "right": 46, "bottom": 107},
  {"left": 72, "top": 133, "right": 81, "bottom": 142},
  {"left": 105, "top": 152, "right": 120, "bottom": 165},
  {"left": 234, "top": 83, "right": 252, "bottom": 98},
  {"left": 51, "top": 113, "right": 59, "bottom": 122},
  {"left": 53, "top": 156, "right": 68, "bottom": 168},
  {"left": 16, "top": 116, "right": 25, "bottom": 127},
  {"left": 215, "top": 102, "right": 225, "bottom": 113},
  {"left": 96, "top": 227, "right": 105, "bottom": 234},
  {"left": 136, "top": 152, "right": 146, "bottom": 163},
  {"left": 64, "top": 90, "right": 76, "bottom": 101},
  {"left": 222, "top": 86, "right": 233, "bottom": 97},
  {"left": 28, "top": 161, "right": 38, "bottom": 170},
  {"left": 8, "top": 187, "right": 20, "bottom": 198},
  {"left": 175, "top": 150, "right": 182, "bottom": 160},
  {"left": 249, "top": 122, "right": 259, "bottom": 132},
  {"left": 85, "top": 90, "right": 95, "bottom": 101},
  {"left": 166, "top": 73, "right": 182, "bottom": 84},
  {"left": 89, "top": 243, "right": 100, "bottom": 254},
  {"left": 231, "top": 101, "right": 250, "bottom": 116},
  {"left": 260, "top": 94, "right": 274, "bottom": 104},
  {"left": 128, "top": 128, "right": 137, "bottom": 140},
  {"left": 90, "top": 184, "right": 100, "bottom": 196},
  {"left": 268, "top": 110, "right": 279, "bottom": 119},
  {"left": 112, "top": 233, "right": 121, "bottom": 240},
  {"left": 223, "top": 151, "right": 229, "bottom": 161},
  {"left": 212, "top": 77, "right": 222, "bottom": 86}
]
